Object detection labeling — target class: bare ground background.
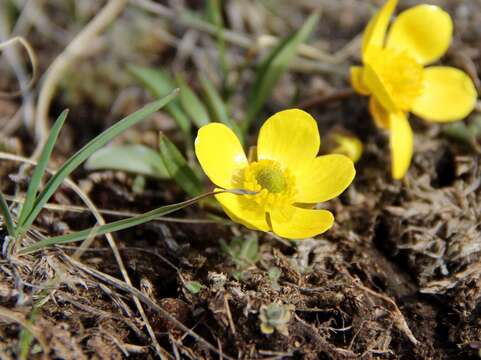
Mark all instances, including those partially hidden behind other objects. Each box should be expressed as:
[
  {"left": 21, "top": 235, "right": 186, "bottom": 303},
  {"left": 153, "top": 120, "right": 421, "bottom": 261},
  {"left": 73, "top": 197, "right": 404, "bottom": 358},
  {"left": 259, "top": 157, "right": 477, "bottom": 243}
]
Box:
[{"left": 2, "top": 0, "right": 481, "bottom": 358}]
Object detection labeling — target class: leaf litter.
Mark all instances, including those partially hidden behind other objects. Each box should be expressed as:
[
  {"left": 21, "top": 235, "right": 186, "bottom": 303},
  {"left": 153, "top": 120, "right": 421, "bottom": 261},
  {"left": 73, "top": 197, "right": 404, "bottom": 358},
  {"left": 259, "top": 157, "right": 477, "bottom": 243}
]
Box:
[{"left": 2, "top": 0, "right": 481, "bottom": 359}]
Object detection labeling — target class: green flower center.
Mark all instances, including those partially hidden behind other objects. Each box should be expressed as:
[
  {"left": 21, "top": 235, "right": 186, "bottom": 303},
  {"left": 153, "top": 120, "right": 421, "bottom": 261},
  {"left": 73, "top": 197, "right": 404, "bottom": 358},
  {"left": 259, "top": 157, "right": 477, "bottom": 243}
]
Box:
[
  {"left": 255, "top": 167, "right": 286, "bottom": 193},
  {"left": 233, "top": 159, "right": 297, "bottom": 212}
]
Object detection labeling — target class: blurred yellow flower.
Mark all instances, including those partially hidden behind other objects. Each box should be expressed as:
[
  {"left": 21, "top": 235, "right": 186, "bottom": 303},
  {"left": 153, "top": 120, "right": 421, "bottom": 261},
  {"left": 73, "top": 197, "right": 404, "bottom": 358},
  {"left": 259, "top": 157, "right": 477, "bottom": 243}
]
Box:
[
  {"left": 195, "top": 109, "right": 355, "bottom": 240},
  {"left": 330, "top": 133, "right": 363, "bottom": 163},
  {"left": 352, "top": 0, "right": 477, "bottom": 179}
]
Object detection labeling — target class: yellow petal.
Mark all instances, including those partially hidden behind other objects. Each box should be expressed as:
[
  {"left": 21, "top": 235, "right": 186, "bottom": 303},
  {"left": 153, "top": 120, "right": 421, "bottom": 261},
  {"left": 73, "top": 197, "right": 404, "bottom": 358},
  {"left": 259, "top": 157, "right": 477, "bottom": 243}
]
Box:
[
  {"left": 296, "top": 155, "right": 355, "bottom": 203},
  {"left": 386, "top": 5, "right": 452, "bottom": 65},
  {"left": 215, "top": 190, "right": 270, "bottom": 232},
  {"left": 257, "top": 109, "right": 320, "bottom": 172},
  {"left": 351, "top": 66, "right": 370, "bottom": 95},
  {"left": 195, "top": 123, "right": 247, "bottom": 189},
  {"left": 369, "top": 97, "right": 390, "bottom": 129},
  {"left": 260, "top": 323, "right": 274, "bottom": 335},
  {"left": 412, "top": 66, "right": 477, "bottom": 122},
  {"left": 389, "top": 112, "right": 413, "bottom": 179},
  {"left": 362, "top": 0, "right": 398, "bottom": 61},
  {"left": 331, "top": 134, "right": 364, "bottom": 163},
  {"left": 363, "top": 64, "right": 398, "bottom": 113},
  {"left": 270, "top": 206, "right": 334, "bottom": 240}
]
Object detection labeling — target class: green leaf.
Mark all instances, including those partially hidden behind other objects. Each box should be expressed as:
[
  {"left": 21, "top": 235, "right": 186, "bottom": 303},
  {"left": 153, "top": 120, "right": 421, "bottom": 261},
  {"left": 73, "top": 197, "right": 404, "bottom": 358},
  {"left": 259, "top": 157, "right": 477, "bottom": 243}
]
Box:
[
  {"left": 176, "top": 74, "right": 210, "bottom": 127},
  {"left": 19, "top": 190, "right": 220, "bottom": 254},
  {"left": 85, "top": 144, "right": 170, "bottom": 179},
  {"left": 129, "top": 65, "right": 175, "bottom": 96},
  {"left": 185, "top": 281, "right": 203, "bottom": 294},
  {"left": 240, "top": 233, "right": 259, "bottom": 263},
  {"left": 268, "top": 267, "right": 281, "bottom": 291},
  {"left": 199, "top": 73, "right": 242, "bottom": 140},
  {"left": 18, "top": 110, "right": 69, "bottom": 227},
  {"left": 18, "top": 306, "right": 41, "bottom": 360},
  {"left": 129, "top": 65, "right": 191, "bottom": 133},
  {"left": 220, "top": 233, "right": 259, "bottom": 269},
  {"left": 205, "top": 0, "right": 222, "bottom": 26},
  {"left": 159, "top": 134, "right": 202, "bottom": 196},
  {"left": 167, "top": 103, "right": 192, "bottom": 134},
  {"left": 205, "top": 0, "right": 230, "bottom": 92},
  {"left": 0, "top": 191, "right": 15, "bottom": 236},
  {"left": 132, "top": 175, "right": 146, "bottom": 194},
  {"left": 17, "top": 91, "right": 178, "bottom": 237},
  {"left": 244, "top": 12, "right": 320, "bottom": 129},
  {"left": 443, "top": 122, "right": 475, "bottom": 147}
]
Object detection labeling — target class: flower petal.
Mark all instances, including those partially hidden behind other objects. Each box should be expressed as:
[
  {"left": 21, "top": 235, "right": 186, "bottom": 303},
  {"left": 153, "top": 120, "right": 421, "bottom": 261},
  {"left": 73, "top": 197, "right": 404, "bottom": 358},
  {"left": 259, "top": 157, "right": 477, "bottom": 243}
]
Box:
[
  {"left": 195, "top": 123, "right": 247, "bottom": 189},
  {"left": 215, "top": 190, "right": 270, "bottom": 231},
  {"left": 295, "top": 155, "right": 355, "bottom": 204},
  {"left": 351, "top": 66, "right": 370, "bottom": 95},
  {"left": 386, "top": 5, "right": 452, "bottom": 65},
  {"left": 331, "top": 134, "right": 364, "bottom": 163},
  {"left": 270, "top": 206, "right": 334, "bottom": 240},
  {"left": 363, "top": 63, "right": 398, "bottom": 112},
  {"left": 257, "top": 109, "right": 320, "bottom": 172},
  {"left": 389, "top": 112, "right": 413, "bottom": 179},
  {"left": 362, "top": 0, "right": 398, "bottom": 61},
  {"left": 412, "top": 66, "right": 477, "bottom": 122},
  {"left": 369, "top": 97, "right": 390, "bottom": 129}
]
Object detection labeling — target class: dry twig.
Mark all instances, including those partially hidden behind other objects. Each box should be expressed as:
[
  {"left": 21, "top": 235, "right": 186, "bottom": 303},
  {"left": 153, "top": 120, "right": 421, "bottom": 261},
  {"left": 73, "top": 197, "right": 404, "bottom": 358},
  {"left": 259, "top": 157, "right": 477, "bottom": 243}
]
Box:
[{"left": 33, "top": 0, "right": 128, "bottom": 158}]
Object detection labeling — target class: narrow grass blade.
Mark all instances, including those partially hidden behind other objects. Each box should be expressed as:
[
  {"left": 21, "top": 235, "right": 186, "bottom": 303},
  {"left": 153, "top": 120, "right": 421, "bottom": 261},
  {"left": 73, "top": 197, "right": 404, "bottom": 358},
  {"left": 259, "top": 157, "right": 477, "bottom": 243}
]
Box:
[
  {"left": 18, "top": 306, "right": 40, "bottom": 360},
  {"left": 199, "top": 73, "right": 242, "bottom": 141},
  {"left": 128, "top": 65, "right": 191, "bottom": 133},
  {"left": 159, "top": 134, "right": 202, "bottom": 196},
  {"left": 205, "top": 0, "right": 229, "bottom": 88},
  {"left": 0, "top": 191, "right": 15, "bottom": 236},
  {"left": 205, "top": 0, "right": 222, "bottom": 27},
  {"left": 243, "top": 12, "right": 319, "bottom": 129},
  {"left": 18, "top": 91, "right": 178, "bottom": 237},
  {"left": 85, "top": 144, "right": 170, "bottom": 179},
  {"left": 17, "top": 110, "right": 69, "bottom": 227},
  {"left": 19, "top": 190, "right": 221, "bottom": 254},
  {"left": 167, "top": 103, "right": 192, "bottom": 134},
  {"left": 176, "top": 74, "right": 210, "bottom": 127},
  {"left": 19, "top": 328, "right": 34, "bottom": 360}
]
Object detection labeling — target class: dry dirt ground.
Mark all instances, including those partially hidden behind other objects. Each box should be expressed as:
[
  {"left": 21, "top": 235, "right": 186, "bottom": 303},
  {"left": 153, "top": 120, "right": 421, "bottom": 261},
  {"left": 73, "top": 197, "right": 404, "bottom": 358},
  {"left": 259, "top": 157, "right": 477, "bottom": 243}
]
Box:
[{"left": 2, "top": 0, "right": 481, "bottom": 359}]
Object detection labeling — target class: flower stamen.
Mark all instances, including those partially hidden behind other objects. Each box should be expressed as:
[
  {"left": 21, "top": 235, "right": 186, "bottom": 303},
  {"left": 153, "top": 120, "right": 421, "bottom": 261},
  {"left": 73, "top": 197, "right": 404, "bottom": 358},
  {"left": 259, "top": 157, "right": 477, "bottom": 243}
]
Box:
[
  {"left": 368, "top": 48, "right": 424, "bottom": 110},
  {"left": 255, "top": 167, "right": 286, "bottom": 193},
  {"left": 234, "top": 159, "right": 296, "bottom": 213}
]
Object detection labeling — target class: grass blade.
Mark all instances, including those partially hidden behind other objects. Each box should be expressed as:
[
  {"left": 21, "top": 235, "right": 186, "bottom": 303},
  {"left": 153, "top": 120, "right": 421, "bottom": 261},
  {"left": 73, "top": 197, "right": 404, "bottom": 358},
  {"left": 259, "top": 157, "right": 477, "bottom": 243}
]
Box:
[
  {"left": 176, "top": 74, "right": 210, "bottom": 127},
  {"left": 19, "top": 190, "right": 221, "bottom": 254},
  {"left": 17, "top": 90, "right": 178, "bottom": 237},
  {"left": 205, "top": 0, "right": 229, "bottom": 90},
  {"left": 199, "top": 73, "right": 242, "bottom": 141},
  {"left": 0, "top": 191, "right": 15, "bottom": 236},
  {"left": 18, "top": 306, "right": 40, "bottom": 360},
  {"left": 243, "top": 12, "right": 319, "bottom": 129},
  {"left": 128, "top": 65, "right": 191, "bottom": 133},
  {"left": 159, "top": 133, "right": 202, "bottom": 196},
  {"left": 17, "top": 110, "right": 69, "bottom": 227},
  {"left": 85, "top": 144, "right": 170, "bottom": 179}
]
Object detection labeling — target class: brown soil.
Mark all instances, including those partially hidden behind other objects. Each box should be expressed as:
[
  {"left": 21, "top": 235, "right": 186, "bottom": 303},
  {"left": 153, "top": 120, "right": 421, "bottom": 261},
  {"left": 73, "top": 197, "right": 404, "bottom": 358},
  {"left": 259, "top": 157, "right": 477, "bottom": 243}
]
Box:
[{"left": 2, "top": 0, "right": 481, "bottom": 359}]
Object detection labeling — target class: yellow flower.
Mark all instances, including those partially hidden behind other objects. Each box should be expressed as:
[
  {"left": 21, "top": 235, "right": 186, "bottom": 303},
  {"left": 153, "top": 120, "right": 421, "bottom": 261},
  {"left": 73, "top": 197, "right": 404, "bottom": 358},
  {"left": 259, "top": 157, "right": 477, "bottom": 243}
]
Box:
[
  {"left": 195, "top": 109, "right": 355, "bottom": 240},
  {"left": 352, "top": 0, "right": 477, "bottom": 179},
  {"left": 330, "top": 133, "right": 364, "bottom": 163}
]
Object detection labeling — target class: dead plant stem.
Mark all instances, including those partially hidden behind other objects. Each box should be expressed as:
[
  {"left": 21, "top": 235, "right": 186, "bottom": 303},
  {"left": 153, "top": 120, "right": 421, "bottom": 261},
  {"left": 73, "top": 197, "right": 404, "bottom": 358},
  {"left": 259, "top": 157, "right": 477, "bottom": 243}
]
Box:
[{"left": 33, "top": 0, "right": 128, "bottom": 159}]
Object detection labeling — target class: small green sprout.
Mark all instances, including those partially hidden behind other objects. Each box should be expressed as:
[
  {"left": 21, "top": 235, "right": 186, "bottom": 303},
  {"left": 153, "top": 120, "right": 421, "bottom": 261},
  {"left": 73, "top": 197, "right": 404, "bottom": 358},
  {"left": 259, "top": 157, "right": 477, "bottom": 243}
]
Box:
[
  {"left": 268, "top": 267, "right": 282, "bottom": 291},
  {"left": 259, "top": 302, "right": 295, "bottom": 336},
  {"left": 220, "top": 233, "right": 259, "bottom": 269},
  {"left": 184, "top": 281, "right": 204, "bottom": 294}
]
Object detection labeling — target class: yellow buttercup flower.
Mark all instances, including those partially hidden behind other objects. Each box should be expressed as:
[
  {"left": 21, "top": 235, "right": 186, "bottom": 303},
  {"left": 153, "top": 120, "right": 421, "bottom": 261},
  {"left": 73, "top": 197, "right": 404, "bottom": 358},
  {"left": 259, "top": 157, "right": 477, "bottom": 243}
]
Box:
[
  {"left": 330, "top": 133, "right": 363, "bottom": 163},
  {"left": 195, "top": 109, "right": 355, "bottom": 240},
  {"left": 352, "top": 0, "right": 477, "bottom": 179}
]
